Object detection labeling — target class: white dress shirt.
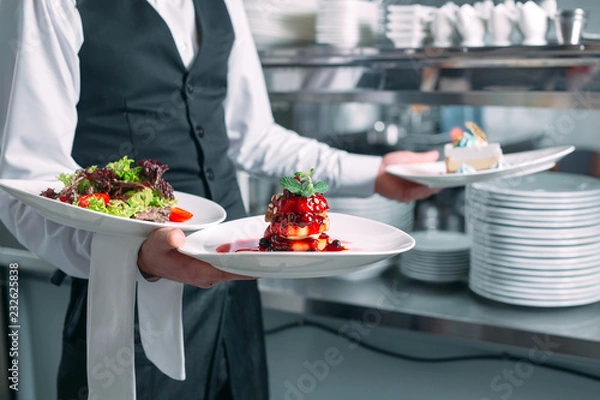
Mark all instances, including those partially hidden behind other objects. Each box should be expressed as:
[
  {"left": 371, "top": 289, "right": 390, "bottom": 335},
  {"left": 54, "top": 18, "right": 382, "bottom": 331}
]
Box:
[{"left": 0, "top": 0, "right": 382, "bottom": 278}]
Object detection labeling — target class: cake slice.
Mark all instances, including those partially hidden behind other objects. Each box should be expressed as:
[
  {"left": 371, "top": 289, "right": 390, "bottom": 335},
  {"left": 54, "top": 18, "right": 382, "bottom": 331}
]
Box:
[{"left": 445, "top": 122, "right": 503, "bottom": 173}]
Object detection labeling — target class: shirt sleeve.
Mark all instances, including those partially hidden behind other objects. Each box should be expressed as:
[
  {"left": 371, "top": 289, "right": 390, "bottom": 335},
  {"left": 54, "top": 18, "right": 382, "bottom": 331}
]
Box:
[
  {"left": 222, "top": 0, "right": 382, "bottom": 197},
  {"left": 0, "top": 0, "right": 92, "bottom": 278}
]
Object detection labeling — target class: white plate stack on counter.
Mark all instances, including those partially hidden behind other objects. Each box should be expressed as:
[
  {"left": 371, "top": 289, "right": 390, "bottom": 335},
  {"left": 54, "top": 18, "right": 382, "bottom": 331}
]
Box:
[
  {"left": 327, "top": 194, "right": 414, "bottom": 280},
  {"left": 466, "top": 172, "right": 600, "bottom": 307},
  {"left": 386, "top": 4, "right": 435, "bottom": 48},
  {"left": 243, "top": 0, "right": 317, "bottom": 48},
  {"left": 399, "top": 230, "right": 471, "bottom": 283},
  {"left": 315, "top": 0, "right": 379, "bottom": 48}
]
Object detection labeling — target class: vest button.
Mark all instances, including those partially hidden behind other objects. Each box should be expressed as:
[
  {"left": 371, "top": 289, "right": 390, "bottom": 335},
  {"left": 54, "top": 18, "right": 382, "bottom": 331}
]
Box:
[
  {"left": 185, "top": 82, "right": 194, "bottom": 96},
  {"left": 195, "top": 126, "right": 205, "bottom": 138},
  {"left": 206, "top": 169, "right": 215, "bottom": 181}
]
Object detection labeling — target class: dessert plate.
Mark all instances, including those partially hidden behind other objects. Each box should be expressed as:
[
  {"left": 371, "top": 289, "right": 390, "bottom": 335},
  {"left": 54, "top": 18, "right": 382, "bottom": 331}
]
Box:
[
  {"left": 385, "top": 145, "right": 574, "bottom": 188},
  {"left": 179, "top": 213, "right": 415, "bottom": 278},
  {"left": 0, "top": 179, "right": 226, "bottom": 236}
]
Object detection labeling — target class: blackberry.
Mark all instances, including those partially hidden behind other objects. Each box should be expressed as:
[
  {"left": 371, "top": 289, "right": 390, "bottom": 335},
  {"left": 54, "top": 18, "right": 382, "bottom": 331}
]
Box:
[{"left": 258, "top": 238, "right": 271, "bottom": 249}]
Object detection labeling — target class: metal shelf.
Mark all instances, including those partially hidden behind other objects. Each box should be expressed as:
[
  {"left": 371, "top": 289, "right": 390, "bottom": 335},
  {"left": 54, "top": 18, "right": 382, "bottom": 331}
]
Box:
[{"left": 260, "top": 43, "right": 600, "bottom": 108}]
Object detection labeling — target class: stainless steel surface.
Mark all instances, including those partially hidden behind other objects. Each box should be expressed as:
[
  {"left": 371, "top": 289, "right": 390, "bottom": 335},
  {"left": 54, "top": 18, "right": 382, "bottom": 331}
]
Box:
[
  {"left": 555, "top": 9, "right": 588, "bottom": 45},
  {"left": 0, "top": 222, "right": 24, "bottom": 251},
  {"left": 0, "top": 222, "right": 55, "bottom": 277},
  {"left": 258, "top": 272, "right": 600, "bottom": 361},
  {"left": 260, "top": 44, "right": 600, "bottom": 108},
  {"left": 0, "top": 248, "right": 55, "bottom": 277}
]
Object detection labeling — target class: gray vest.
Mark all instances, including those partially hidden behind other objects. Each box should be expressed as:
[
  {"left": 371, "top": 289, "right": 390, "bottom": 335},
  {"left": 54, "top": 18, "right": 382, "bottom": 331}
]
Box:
[
  {"left": 73, "top": 0, "right": 245, "bottom": 219},
  {"left": 60, "top": 1, "right": 268, "bottom": 398}
]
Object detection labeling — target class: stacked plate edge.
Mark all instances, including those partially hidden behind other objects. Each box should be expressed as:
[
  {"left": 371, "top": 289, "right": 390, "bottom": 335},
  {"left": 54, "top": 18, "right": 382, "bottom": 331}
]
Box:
[
  {"left": 243, "top": 0, "right": 317, "bottom": 48},
  {"left": 386, "top": 4, "right": 435, "bottom": 48},
  {"left": 316, "top": 0, "right": 379, "bottom": 47},
  {"left": 466, "top": 172, "right": 600, "bottom": 307},
  {"left": 328, "top": 194, "right": 414, "bottom": 281},
  {"left": 399, "top": 230, "right": 471, "bottom": 283}
]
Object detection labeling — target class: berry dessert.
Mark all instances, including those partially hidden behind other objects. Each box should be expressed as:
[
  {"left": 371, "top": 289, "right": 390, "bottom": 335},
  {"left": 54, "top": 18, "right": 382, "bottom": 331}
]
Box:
[
  {"left": 259, "top": 170, "right": 345, "bottom": 252},
  {"left": 40, "top": 156, "right": 193, "bottom": 223},
  {"left": 445, "top": 122, "right": 504, "bottom": 173}
]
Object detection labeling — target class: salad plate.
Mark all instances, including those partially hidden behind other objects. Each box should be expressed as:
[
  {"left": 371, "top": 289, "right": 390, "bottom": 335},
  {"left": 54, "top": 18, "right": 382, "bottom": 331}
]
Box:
[
  {"left": 384, "top": 145, "right": 574, "bottom": 188},
  {"left": 0, "top": 179, "right": 226, "bottom": 237},
  {"left": 178, "top": 213, "right": 415, "bottom": 278}
]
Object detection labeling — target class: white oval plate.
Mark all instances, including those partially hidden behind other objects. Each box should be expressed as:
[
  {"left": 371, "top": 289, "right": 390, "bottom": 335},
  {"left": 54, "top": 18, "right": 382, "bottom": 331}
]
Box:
[
  {"left": 401, "top": 264, "right": 469, "bottom": 273},
  {"left": 470, "top": 249, "right": 600, "bottom": 269},
  {"left": 470, "top": 259, "right": 600, "bottom": 276},
  {"left": 469, "top": 229, "right": 600, "bottom": 246},
  {"left": 466, "top": 199, "right": 598, "bottom": 218},
  {"left": 466, "top": 189, "right": 600, "bottom": 209},
  {"left": 404, "top": 255, "right": 470, "bottom": 264},
  {"left": 469, "top": 283, "right": 600, "bottom": 307},
  {"left": 471, "top": 238, "right": 600, "bottom": 256},
  {"left": 0, "top": 179, "right": 226, "bottom": 237},
  {"left": 470, "top": 269, "right": 600, "bottom": 288},
  {"left": 467, "top": 222, "right": 600, "bottom": 239},
  {"left": 178, "top": 213, "right": 415, "bottom": 278},
  {"left": 401, "top": 269, "right": 466, "bottom": 283},
  {"left": 469, "top": 276, "right": 600, "bottom": 298},
  {"left": 384, "top": 146, "right": 574, "bottom": 188},
  {"left": 467, "top": 213, "right": 600, "bottom": 229},
  {"left": 409, "top": 230, "right": 472, "bottom": 253},
  {"left": 472, "top": 245, "right": 600, "bottom": 261},
  {"left": 470, "top": 170, "right": 600, "bottom": 198}
]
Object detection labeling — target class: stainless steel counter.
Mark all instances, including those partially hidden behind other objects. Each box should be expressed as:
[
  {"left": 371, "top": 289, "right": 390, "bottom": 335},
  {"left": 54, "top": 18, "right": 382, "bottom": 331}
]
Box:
[{"left": 258, "top": 269, "right": 600, "bottom": 362}]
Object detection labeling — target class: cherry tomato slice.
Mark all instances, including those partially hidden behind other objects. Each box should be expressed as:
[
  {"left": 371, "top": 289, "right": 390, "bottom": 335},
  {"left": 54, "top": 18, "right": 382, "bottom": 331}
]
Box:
[
  {"left": 78, "top": 193, "right": 110, "bottom": 208},
  {"left": 169, "top": 207, "right": 193, "bottom": 222}
]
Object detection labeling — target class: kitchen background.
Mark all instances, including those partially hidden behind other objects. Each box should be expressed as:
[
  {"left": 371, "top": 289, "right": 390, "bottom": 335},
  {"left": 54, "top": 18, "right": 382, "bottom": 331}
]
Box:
[{"left": 2, "top": 0, "right": 600, "bottom": 399}]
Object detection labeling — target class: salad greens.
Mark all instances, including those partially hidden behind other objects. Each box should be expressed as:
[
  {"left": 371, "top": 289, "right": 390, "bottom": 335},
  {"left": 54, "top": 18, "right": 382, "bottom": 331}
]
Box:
[{"left": 41, "top": 156, "right": 189, "bottom": 223}]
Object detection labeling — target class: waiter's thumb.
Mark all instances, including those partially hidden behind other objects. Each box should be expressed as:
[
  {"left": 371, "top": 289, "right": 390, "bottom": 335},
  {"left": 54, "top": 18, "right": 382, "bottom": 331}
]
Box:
[{"left": 149, "top": 227, "right": 186, "bottom": 250}]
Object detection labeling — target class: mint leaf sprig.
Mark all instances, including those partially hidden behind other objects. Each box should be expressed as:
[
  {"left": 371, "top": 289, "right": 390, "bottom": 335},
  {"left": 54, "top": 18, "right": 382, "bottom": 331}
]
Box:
[{"left": 279, "top": 169, "right": 328, "bottom": 197}]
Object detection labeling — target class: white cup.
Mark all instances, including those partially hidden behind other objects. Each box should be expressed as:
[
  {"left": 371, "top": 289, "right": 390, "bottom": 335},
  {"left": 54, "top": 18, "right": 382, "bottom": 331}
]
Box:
[
  {"left": 489, "top": 3, "right": 518, "bottom": 46},
  {"left": 431, "top": 2, "right": 459, "bottom": 47},
  {"left": 517, "top": 0, "right": 549, "bottom": 45},
  {"left": 456, "top": 4, "right": 486, "bottom": 47}
]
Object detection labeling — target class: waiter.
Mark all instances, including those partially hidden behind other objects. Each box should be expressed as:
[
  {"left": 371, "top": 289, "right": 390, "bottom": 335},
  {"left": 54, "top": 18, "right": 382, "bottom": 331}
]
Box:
[{"left": 0, "top": 0, "right": 439, "bottom": 398}]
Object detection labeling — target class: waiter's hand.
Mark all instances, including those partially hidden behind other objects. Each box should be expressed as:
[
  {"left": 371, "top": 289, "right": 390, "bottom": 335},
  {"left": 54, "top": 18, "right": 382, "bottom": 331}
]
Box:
[
  {"left": 375, "top": 150, "right": 441, "bottom": 202},
  {"left": 137, "top": 227, "right": 255, "bottom": 288}
]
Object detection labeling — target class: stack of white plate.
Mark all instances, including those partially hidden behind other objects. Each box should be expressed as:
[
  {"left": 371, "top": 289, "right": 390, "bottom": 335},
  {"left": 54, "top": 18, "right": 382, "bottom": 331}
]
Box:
[
  {"left": 466, "top": 172, "right": 600, "bottom": 307},
  {"left": 244, "top": 0, "right": 317, "bottom": 48},
  {"left": 399, "top": 230, "right": 471, "bottom": 283},
  {"left": 328, "top": 194, "right": 414, "bottom": 280},
  {"left": 316, "top": 0, "right": 379, "bottom": 48},
  {"left": 386, "top": 4, "right": 435, "bottom": 48}
]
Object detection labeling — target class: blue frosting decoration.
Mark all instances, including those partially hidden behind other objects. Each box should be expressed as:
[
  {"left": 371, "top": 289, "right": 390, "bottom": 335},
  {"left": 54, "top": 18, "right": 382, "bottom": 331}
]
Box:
[{"left": 456, "top": 163, "right": 477, "bottom": 174}]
